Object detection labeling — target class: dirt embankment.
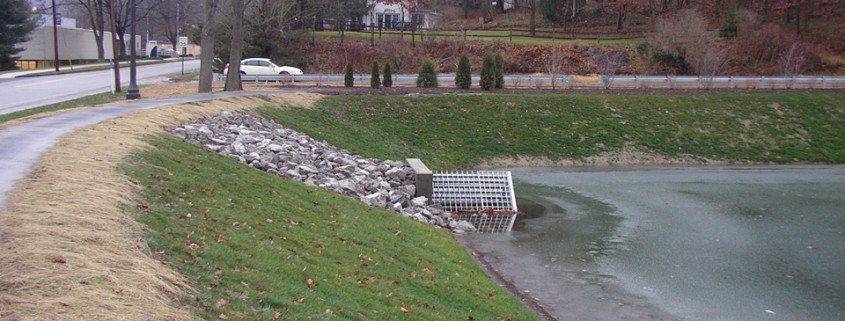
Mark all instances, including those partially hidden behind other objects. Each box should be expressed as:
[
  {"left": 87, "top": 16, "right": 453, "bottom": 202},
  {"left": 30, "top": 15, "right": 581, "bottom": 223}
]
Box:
[{"left": 0, "top": 88, "right": 321, "bottom": 321}]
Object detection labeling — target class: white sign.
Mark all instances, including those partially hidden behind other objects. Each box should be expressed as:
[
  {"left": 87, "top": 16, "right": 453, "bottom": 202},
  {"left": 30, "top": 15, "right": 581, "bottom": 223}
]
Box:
[{"left": 178, "top": 36, "right": 188, "bottom": 48}]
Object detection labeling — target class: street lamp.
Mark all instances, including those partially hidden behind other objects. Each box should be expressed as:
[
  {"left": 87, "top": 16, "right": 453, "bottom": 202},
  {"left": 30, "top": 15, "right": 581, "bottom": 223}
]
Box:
[{"left": 126, "top": 0, "right": 140, "bottom": 99}]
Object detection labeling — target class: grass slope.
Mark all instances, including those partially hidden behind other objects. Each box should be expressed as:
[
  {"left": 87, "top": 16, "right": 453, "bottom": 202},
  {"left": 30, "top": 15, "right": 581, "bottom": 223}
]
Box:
[
  {"left": 257, "top": 93, "right": 845, "bottom": 169},
  {"left": 0, "top": 91, "right": 123, "bottom": 125},
  {"left": 125, "top": 134, "right": 539, "bottom": 321}
]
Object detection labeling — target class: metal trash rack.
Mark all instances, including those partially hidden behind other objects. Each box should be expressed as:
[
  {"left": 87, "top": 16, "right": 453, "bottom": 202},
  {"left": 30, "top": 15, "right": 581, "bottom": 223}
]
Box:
[{"left": 431, "top": 171, "right": 518, "bottom": 233}]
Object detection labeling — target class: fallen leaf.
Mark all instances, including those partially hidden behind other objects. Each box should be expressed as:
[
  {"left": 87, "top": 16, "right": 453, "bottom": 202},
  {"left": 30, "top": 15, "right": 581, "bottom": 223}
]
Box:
[
  {"left": 272, "top": 310, "right": 284, "bottom": 320},
  {"left": 215, "top": 298, "right": 229, "bottom": 308},
  {"left": 53, "top": 258, "right": 67, "bottom": 264},
  {"left": 253, "top": 283, "right": 262, "bottom": 291},
  {"left": 218, "top": 314, "right": 227, "bottom": 320},
  {"left": 306, "top": 278, "right": 313, "bottom": 289},
  {"left": 324, "top": 308, "right": 332, "bottom": 315},
  {"left": 400, "top": 307, "right": 410, "bottom": 313}
]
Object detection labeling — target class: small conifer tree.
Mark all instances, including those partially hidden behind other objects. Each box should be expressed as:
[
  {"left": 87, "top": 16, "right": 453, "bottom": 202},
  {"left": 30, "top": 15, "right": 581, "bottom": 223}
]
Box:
[
  {"left": 417, "top": 59, "right": 438, "bottom": 88},
  {"left": 370, "top": 61, "right": 381, "bottom": 88},
  {"left": 344, "top": 62, "right": 354, "bottom": 87},
  {"left": 382, "top": 62, "right": 393, "bottom": 87},
  {"left": 480, "top": 53, "right": 495, "bottom": 90},
  {"left": 455, "top": 54, "right": 472, "bottom": 89},
  {"left": 495, "top": 54, "right": 505, "bottom": 88}
]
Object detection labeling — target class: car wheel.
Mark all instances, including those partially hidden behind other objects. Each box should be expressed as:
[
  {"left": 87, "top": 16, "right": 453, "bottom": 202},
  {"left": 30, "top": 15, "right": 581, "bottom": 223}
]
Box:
[
  {"left": 240, "top": 71, "right": 246, "bottom": 75},
  {"left": 279, "top": 71, "right": 293, "bottom": 83}
]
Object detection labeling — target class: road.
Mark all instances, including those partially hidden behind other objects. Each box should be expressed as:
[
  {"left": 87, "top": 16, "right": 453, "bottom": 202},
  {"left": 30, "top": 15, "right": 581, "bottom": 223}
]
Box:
[{"left": 0, "top": 59, "right": 200, "bottom": 115}]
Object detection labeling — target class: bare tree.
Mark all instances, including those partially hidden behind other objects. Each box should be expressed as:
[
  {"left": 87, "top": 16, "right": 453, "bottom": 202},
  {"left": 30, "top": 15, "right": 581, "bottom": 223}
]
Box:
[
  {"left": 198, "top": 0, "right": 217, "bottom": 93},
  {"left": 595, "top": 49, "right": 624, "bottom": 89},
  {"left": 544, "top": 46, "right": 566, "bottom": 89},
  {"left": 647, "top": 9, "right": 718, "bottom": 75},
  {"left": 778, "top": 42, "right": 807, "bottom": 77},
  {"left": 223, "top": 0, "right": 245, "bottom": 91},
  {"left": 71, "top": 0, "right": 107, "bottom": 60},
  {"left": 694, "top": 46, "right": 729, "bottom": 88}
]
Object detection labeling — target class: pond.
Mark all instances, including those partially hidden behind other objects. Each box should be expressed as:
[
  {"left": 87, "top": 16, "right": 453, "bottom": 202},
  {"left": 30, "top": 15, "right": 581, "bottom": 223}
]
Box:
[{"left": 460, "top": 166, "right": 845, "bottom": 321}]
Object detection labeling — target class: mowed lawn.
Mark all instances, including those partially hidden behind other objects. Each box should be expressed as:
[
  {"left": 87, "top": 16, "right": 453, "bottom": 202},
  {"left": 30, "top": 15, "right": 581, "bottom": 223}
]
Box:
[
  {"left": 125, "top": 134, "right": 540, "bottom": 321},
  {"left": 258, "top": 93, "right": 845, "bottom": 169},
  {"left": 125, "top": 92, "right": 843, "bottom": 320}
]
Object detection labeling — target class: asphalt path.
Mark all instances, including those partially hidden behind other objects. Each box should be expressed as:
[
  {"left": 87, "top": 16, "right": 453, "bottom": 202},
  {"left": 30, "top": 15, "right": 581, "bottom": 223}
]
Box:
[
  {"left": 0, "top": 89, "right": 313, "bottom": 229},
  {"left": 0, "top": 59, "right": 201, "bottom": 115}
]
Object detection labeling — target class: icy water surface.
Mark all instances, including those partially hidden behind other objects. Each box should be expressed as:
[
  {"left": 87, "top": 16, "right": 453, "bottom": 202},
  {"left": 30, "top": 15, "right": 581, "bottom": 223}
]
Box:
[{"left": 462, "top": 166, "right": 845, "bottom": 321}]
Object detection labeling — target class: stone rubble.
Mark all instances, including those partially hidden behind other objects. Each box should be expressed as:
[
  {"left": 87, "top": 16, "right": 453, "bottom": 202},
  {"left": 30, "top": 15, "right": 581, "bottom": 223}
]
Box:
[{"left": 173, "top": 111, "right": 476, "bottom": 233}]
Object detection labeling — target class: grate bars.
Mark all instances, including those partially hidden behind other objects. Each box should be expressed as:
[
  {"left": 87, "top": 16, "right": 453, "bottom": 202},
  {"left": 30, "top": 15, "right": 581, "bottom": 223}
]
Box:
[{"left": 432, "top": 171, "right": 518, "bottom": 233}]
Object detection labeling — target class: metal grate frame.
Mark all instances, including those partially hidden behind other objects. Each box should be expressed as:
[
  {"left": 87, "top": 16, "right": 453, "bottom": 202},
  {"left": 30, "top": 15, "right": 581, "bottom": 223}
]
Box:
[{"left": 432, "top": 171, "right": 518, "bottom": 233}]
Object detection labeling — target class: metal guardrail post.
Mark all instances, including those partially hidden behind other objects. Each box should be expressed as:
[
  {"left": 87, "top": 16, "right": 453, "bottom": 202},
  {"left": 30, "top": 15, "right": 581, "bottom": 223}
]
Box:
[
  {"left": 759, "top": 76, "right": 765, "bottom": 89},
  {"left": 698, "top": 76, "right": 702, "bottom": 89},
  {"left": 528, "top": 76, "right": 533, "bottom": 89},
  {"left": 634, "top": 76, "right": 639, "bottom": 89},
  {"left": 822, "top": 76, "right": 826, "bottom": 89},
  {"left": 666, "top": 76, "right": 671, "bottom": 89},
  {"left": 729, "top": 76, "right": 734, "bottom": 89}
]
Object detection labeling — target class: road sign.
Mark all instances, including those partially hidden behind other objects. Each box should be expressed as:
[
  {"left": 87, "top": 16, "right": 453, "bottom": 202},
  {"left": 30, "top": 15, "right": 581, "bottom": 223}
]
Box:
[{"left": 178, "top": 36, "right": 188, "bottom": 48}]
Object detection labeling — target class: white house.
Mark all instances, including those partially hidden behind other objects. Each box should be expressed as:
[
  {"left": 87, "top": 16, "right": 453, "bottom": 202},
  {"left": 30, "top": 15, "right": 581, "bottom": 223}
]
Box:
[{"left": 361, "top": 1, "right": 440, "bottom": 30}]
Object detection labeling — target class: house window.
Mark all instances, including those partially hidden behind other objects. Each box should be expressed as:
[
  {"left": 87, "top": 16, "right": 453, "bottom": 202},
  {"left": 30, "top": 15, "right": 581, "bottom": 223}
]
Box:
[{"left": 377, "top": 13, "right": 400, "bottom": 28}]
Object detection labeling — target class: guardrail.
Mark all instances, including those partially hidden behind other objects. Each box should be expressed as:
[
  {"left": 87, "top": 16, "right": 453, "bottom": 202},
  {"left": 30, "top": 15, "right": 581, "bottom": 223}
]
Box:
[{"left": 233, "top": 74, "right": 845, "bottom": 90}]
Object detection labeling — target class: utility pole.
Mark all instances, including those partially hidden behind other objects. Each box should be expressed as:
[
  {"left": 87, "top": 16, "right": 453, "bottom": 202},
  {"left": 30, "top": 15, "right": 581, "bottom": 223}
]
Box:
[
  {"left": 51, "top": 0, "right": 59, "bottom": 72},
  {"left": 126, "top": 0, "right": 140, "bottom": 99}
]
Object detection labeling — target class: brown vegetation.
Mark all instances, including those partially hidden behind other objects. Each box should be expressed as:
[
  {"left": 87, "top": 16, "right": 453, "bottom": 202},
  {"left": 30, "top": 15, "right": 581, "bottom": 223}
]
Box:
[{"left": 0, "top": 93, "right": 321, "bottom": 320}]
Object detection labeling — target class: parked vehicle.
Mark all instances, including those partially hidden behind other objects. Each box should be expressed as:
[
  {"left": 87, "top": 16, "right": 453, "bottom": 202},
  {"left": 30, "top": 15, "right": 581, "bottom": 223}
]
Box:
[
  {"left": 223, "top": 58, "right": 303, "bottom": 76},
  {"left": 158, "top": 48, "right": 176, "bottom": 58}
]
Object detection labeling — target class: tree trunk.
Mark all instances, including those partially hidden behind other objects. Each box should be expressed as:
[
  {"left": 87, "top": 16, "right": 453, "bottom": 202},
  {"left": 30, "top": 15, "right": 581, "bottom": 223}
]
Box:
[
  {"left": 224, "top": 0, "right": 244, "bottom": 91},
  {"left": 198, "top": 0, "right": 217, "bottom": 93},
  {"left": 529, "top": 0, "right": 536, "bottom": 36},
  {"left": 464, "top": 0, "right": 469, "bottom": 18},
  {"left": 107, "top": 0, "right": 120, "bottom": 91},
  {"left": 650, "top": 0, "right": 656, "bottom": 31},
  {"left": 616, "top": 4, "right": 626, "bottom": 30}
]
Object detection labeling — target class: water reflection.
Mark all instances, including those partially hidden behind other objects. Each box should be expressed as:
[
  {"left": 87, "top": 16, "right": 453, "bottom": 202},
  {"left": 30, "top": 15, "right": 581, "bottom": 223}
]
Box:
[{"left": 463, "top": 166, "right": 845, "bottom": 321}]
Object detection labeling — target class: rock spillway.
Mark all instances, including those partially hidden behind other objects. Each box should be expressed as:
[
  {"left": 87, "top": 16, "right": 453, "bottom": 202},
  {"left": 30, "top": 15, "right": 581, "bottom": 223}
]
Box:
[{"left": 173, "top": 111, "right": 476, "bottom": 233}]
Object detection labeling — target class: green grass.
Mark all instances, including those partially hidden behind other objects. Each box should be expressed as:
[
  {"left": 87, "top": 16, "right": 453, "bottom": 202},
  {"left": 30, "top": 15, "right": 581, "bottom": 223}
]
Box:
[
  {"left": 123, "top": 134, "right": 541, "bottom": 321},
  {"left": 315, "top": 30, "right": 642, "bottom": 47},
  {"left": 0, "top": 91, "right": 125, "bottom": 124},
  {"left": 257, "top": 93, "right": 845, "bottom": 169}
]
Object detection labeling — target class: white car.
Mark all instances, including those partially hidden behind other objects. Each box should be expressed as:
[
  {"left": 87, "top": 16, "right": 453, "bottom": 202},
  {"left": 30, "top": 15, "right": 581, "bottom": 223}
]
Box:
[{"left": 224, "top": 58, "right": 303, "bottom": 76}]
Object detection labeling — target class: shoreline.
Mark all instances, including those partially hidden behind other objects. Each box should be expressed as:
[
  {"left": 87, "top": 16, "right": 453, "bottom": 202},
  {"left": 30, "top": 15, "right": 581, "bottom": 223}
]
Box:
[{"left": 453, "top": 234, "right": 561, "bottom": 321}]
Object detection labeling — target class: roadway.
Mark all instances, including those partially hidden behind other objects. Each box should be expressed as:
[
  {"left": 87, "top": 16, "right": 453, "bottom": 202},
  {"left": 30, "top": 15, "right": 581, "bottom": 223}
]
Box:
[{"left": 0, "top": 59, "right": 200, "bottom": 115}]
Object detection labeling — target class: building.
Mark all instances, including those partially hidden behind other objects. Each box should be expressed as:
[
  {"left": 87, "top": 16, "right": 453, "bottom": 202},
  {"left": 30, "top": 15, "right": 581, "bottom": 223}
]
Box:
[
  {"left": 14, "top": 15, "right": 140, "bottom": 70},
  {"left": 360, "top": 1, "right": 440, "bottom": 30}
]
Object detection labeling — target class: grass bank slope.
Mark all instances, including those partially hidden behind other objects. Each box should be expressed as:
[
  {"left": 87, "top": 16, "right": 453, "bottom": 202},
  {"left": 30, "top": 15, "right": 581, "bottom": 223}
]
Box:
[
  {"left": 258, "top": 93, "right": 845, "bottom": 169},
  {"left": 124, "top": 134, "right": 540, "bottom": 320}
]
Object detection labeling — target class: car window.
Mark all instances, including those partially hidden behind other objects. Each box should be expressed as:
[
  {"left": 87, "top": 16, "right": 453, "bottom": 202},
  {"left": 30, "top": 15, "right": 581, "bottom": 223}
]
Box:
[
  {"left": 258, "top": 61, "right": 270, "bottom": 67},
  {"left": 242, "top": 60, "right": 256, "bottom": 66}
]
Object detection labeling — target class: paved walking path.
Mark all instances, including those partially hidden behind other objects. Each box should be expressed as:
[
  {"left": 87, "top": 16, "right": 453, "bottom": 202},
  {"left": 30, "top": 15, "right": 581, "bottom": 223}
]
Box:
[{"left": 0, "top": 89, "right": 306, "bottom": 214}]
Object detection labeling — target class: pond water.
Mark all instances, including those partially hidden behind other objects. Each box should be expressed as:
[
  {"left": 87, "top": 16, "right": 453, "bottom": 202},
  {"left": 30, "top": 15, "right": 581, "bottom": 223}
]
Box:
[{"left": 461, "top": 166, "right": 845, "bottom": 321}]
